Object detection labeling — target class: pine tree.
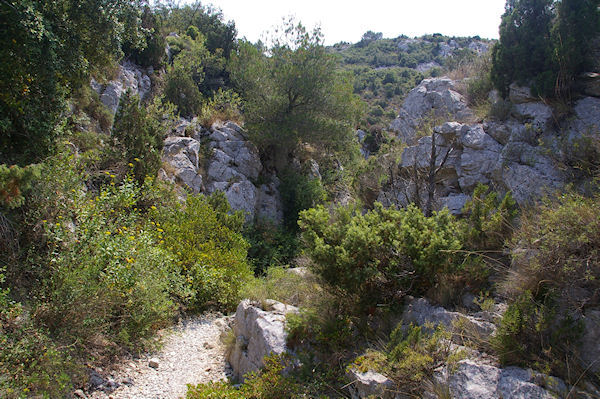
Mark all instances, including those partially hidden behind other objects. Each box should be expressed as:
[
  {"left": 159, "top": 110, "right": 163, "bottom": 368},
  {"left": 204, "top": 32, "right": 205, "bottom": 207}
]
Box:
[{"left": 491, "top": 0, "right": 556, "bottom": 97}]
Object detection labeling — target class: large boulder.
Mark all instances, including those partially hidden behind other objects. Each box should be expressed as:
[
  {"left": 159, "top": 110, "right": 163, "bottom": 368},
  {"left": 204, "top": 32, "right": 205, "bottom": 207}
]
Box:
[
  {"left": 388, "top": 112, "right": 567, "bottom": 210},
  {"left": 457, "top": 124, "right": 503, "bottom": 192},
  {"left": 577, "top": 72, "right": 600, "bottom": 98},
  {"left": 569, "top": 97, "right": 600, "bottom": 135},
  {"left": 389, "top": 78, "right": 474, "bottom": 144},
  {"left": 228, "top": 300, "right": 298, "bottom": 381},
  {"left": 161, "top": 137, "right": 203, "bottom": 193},
  {"left": 160, "top": 121, "right": 282, "bottom": 223},
  {"left": 579, "top": 309, "right": 600, "bottom": 374},
  {"left": 435, "top": 359, "right": 566, "bottom": 399},
  {"left": 508, "top": 83, "right": 537, "bottom": 104},
  {"left": 256, "top": 180, "right": 284, "bottom": 223}
]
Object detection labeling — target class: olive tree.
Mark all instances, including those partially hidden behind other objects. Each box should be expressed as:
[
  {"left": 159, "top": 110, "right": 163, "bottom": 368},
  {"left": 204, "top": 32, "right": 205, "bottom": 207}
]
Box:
[{"left": 230, "top": 21, "right": 362, "bottom": 164}]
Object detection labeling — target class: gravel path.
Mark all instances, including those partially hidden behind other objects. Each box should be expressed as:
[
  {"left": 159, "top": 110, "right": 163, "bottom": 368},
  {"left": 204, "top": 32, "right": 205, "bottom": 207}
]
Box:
[{"left": 88, "top": 314, "right": 233, "bottom": 399}]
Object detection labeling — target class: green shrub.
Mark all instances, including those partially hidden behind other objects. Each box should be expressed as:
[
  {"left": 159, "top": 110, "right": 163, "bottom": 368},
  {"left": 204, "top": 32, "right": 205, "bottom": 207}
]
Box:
[
  {"left": 349, "top": 323, "right": 457, "bottom": 397},
  {"left": 242, "top": 267, "right": 322, "bottom": 308},
  {"left": 0, "top": 164, "right": 40, "bottom": 209},
  {"left": 123, "top": 6, "right": 165, "bottom": 69},
  {"left": 460, "top": 184, "right": 517, "bottom": 251},
  {"left": 73, "top": 85, "right": 114, "bottom": 132},
  {"left": 279, "top": 168, "right": 326, "bottom": 231},
  {"left": 0, "top": 278, "right": 80, "bottom": 398},
  {"left": 37, "top": 179, "right": 178, "bottom": 354},
  {"left": 186, "top": 354, "right": 298, "bottom": 399},
  {"left": 299, "top": 203, "right": 463, "bottom": 307},
  {"left": 465, "top": 54, "right": 493, "bottom": 106},
  {"left": 154, "top": 191, "right": 252, "bottom": 311},
  {"left": 112, "top": 93, "right": 174, "bottom": 182},
  {"left": 164, "top": 66, "right": 203, "bottom": 118},
  {"left": 495, "top": 191, "right": 599, "bottom": 380},
  {"left": 244, "top": 222, "right": 299, "bottom": 274},
  {"left": 199, "top": 88, "right": 243, "bottom": 128}
]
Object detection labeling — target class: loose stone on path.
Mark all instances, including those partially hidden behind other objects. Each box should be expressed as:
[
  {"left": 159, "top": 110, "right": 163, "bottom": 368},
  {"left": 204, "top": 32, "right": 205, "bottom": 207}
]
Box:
[{"left": 88, "top": 314, "right": 233, "bottom": 399}]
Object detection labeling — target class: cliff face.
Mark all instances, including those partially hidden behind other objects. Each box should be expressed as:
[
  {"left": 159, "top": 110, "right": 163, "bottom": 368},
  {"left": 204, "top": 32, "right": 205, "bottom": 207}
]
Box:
[
  {"left": 380, "top": 77, "right": 600, "bottom": 213},
  {"left": 160, "top": 120, "right": 283, "bottom": 224}
]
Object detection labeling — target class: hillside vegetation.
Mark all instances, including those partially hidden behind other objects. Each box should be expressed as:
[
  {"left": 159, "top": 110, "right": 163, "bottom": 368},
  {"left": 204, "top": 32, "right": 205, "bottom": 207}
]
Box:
[
  {"left": 330, "top": 33, "right": 493, "bottom": 135},
  {"left": 0, "top": 0, "right": 599, "bottom": 398}
]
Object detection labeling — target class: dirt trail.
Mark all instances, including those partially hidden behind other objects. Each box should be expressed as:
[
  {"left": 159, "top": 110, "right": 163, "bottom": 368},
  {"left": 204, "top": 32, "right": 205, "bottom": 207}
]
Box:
[{"left": 88, "top": 314, "right": 232, "bottom": 399}]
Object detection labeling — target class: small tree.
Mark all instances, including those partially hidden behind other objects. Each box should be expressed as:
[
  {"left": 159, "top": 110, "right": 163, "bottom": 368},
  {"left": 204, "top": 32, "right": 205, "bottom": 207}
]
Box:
[{"left": 230, "top": 20, "right": 362, "bottom": 163}]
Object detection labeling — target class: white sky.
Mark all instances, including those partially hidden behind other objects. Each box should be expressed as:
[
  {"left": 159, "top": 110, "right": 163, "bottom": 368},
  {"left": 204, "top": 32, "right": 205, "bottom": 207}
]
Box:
[{"left": 187, "top": 0, "right": 507, "bottom": 44}]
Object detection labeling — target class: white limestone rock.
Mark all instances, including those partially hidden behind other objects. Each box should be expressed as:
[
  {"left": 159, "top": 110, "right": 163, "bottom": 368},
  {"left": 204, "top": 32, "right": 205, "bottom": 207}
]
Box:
[{"left": 227, "top": 300, "right": 298, "bottom": 381}]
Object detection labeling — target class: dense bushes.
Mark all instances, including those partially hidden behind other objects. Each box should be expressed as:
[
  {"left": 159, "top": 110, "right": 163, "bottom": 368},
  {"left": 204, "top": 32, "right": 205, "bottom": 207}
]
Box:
[
  {"left": 0, "top": 276, "right": 79, "bottom": 398},
  {"left": 0, "top": 146, "right": 253, "bottom": 394},
  {"left": 111, "top": 93, "right": 173, "bottom": 182},
  {"left": 299, "top": 203, "right": 464, "bottom": 307},
  {"left": 154, "top": 191, "right": 252, "bottom": 311},
  {"left": 350, "top": 324, "right": 457, "bottom": 396},
  {"left": 279, "top": 168, "right": 327, "bottom": 231},
  {"left": 38, "top": 179, "right": 177, "bottom": 353},
  {"left": 244, "top": 223, "right": 299, "bottom": 275},
  {"left": 494, "top": 192, "right": 600, "bottom": 378},
  {"left": 0, "top": 0, "right": 147, "bottom": 164},
  {"left": 186, "top": 354, "right": 299, "bottom": 399}
]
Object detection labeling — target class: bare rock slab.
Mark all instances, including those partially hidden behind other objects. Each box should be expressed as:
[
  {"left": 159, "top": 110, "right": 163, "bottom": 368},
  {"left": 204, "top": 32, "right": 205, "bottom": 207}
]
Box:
[{"left": 227, "top": 299, "right": 298, "bottom": 381}]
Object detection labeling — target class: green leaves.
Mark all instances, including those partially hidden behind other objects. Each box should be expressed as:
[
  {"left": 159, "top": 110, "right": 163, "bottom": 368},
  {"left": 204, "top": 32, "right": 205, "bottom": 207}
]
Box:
[
  {"left": 299, "top": 203, "right": 463, "bottom": 307},
  {"left": 230, "top": 22, "right": 362, "bottom": 159}
]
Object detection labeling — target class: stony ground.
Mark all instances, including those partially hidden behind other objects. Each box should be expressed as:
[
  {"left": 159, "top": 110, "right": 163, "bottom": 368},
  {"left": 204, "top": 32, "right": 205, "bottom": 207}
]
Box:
[{"left": 86, "top": 314, "right": 233, "bottom": 399}]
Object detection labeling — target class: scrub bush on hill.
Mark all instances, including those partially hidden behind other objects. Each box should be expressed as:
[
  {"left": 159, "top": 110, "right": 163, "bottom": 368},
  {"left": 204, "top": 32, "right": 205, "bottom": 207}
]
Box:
[
  {"left": 0, "top": 271, "right": 79, "bottom": 399},
  {"left": 111, "top": 93, "right": 174, "bottom": 183},
  {"left": 153, "top": 191, "right": 252, "bottom": 311},
  {"left": 494, "top": 192, "right": 600, "bottom": 380},
  {"left": 35, "top": 176, "right": 178, "bottom": 355},
  {"left": 349, "top": 324, "right": 457, "bottom": 397},
  {"left": 299, "top": 203, "right": 463, "bottom": 307}
]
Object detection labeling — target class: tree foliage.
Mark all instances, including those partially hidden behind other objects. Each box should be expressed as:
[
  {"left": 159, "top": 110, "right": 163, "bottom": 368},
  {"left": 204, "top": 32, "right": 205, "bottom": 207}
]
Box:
[
  {"left": 0, "top": 0, "right": 146, "bottom": 164},
  {"left": 491, "top": 0, "right": 556, "bottom": 97},
  {"left": 230, "top": 21, "right": 362, "bottom": 159},
  {"left": 491, "top": 0, "right": 600, "bottom": 98},
  {"left": 157, "top": 1, "right": 237, "bottom": 58}
]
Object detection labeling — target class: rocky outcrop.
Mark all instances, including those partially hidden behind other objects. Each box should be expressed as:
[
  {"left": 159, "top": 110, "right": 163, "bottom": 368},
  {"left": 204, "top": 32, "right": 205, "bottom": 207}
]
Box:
[
  {"left": 433, "top": 359, "right": 567, "bottom": 399},
  {"left": 160, "top": 121, "right": 283, "bottom": 223},
  {"left": 389, "top": 78, "right": 474, "bottom": 144},
  {"left": 91, "top": 61, "right": 152, "bottom": 117},
  {"left": 383, "top": 77, "right": 600, "bottom": 211},
  {"left": 402, "top": 297, "right": 498, "bottom": 340},
  {"left": 227, "top": 300, "right": 298, "bottom": 381},
  {"left": 579, "top": 309, "right": 600, "bottom": 374},
  {"left": 162, "top": 137, "right": 203, "bottom": 193},
  {"left": 348, "top": 297, "right": 573, "bottom": 399}
]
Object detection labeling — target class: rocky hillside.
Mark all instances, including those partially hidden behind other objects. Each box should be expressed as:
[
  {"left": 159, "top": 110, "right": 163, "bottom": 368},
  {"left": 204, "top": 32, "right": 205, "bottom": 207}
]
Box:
[
  {"left": 330, "top": 33, "right": 493, "bottom": 132},
  {"left": 377, "top": 76, "right": 600, "bottom": 213}
]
